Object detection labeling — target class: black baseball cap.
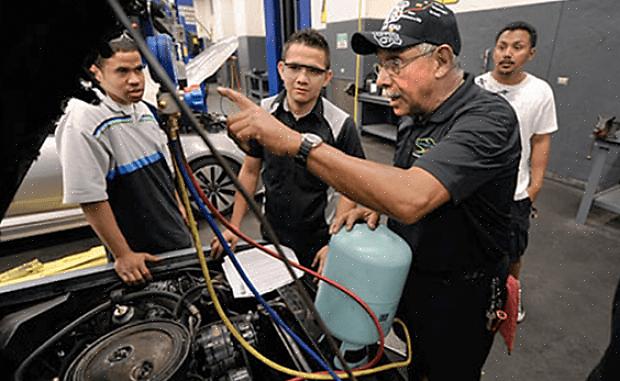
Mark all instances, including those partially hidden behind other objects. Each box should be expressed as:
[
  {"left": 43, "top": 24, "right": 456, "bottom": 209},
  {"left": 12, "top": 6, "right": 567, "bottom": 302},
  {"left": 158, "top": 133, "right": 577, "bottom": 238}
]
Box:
[{"left": 351, "top": 0, "right": 461, "bottom": 56}]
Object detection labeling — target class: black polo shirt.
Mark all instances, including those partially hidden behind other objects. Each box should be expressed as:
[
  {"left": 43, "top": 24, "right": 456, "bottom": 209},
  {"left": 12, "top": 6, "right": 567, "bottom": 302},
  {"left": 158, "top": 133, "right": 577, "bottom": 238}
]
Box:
[
  {"left": 248, "top": 91, "right": 365, "bottom": 231},
  {"left": 388, "top": 73, "right": 521, "bottom": 273}
]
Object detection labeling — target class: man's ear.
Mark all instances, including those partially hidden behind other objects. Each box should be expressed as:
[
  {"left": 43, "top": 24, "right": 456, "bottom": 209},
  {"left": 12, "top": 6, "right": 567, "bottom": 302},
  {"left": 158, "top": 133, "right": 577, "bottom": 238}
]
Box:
[
  {"left": 434, "top": 45, "right": 455, "bottom": 79},
  {"left": 322, "top": 69, "right": 333, "bottom": 88},
  {"left": 90, "top": 64, "right": 103, "bottom": 83},
  {"left": 528, "top": 47, "right": 537, "bottom": 62},
  {"left": 277, "top": 61, "right": 285, "bottom": 81}
]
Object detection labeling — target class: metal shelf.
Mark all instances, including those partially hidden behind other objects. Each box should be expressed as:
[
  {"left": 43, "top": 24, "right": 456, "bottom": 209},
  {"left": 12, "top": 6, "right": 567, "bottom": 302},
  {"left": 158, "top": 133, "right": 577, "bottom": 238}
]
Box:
[
  {"left": 357, "top": 91, "right": 399, "bottom": 144},
  {"left": 244, "top": 71, "right": 269, "bottom": 103},
  {"left": 576, "top": 139, "right": 620, "bottom": 224},
  {"left": 594, "top": 184, "right": 620, "bottom": 214},
  {"left": 358, "top": 92, "right": 390, "bottom": 106},
  {"left": 361, "top": 123, "right": 397, "bottom": 142}
]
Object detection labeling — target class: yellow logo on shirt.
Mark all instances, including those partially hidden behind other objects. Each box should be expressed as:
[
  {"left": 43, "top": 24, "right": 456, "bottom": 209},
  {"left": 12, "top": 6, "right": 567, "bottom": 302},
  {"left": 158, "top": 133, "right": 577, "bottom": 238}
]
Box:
[{"left": 413, "top": 137, "right": 437, "bottom": 157}]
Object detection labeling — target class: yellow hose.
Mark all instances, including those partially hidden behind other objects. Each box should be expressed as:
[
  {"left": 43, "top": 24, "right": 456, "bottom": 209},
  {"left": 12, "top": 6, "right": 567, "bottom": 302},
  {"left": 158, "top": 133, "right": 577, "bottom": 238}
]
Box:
[
  {"left": 292, "top": 318, "right": 411, "bottom": 380},
  {"left": 174, "top": 155, "right": 330, "bottom": 378},
  {"left": 352, "top": 0, "right": 363, "bottom": 126},
  {"left": 173, "top": 149, "right": 411, "bottom": 379}
]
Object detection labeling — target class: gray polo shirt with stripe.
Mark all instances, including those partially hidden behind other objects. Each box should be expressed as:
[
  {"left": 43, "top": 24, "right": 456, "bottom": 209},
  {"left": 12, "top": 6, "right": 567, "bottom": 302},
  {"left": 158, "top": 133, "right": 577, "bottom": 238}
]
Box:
[{"left": 56, "top": 94, "right": 191, "bottom": 255}]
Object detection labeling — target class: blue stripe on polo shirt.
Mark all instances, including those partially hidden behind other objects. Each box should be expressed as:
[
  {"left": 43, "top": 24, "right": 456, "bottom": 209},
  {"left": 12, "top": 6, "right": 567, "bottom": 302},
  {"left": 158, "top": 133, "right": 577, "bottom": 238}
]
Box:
[
  {"left": 106, "top": 151, "right": 165, "bottom": 181},
  {"left": 139, "top": 114, "right": 157, "bottom": 123},
  {"left": 93, "top": 116, "right": 132, "bottom": 137}
]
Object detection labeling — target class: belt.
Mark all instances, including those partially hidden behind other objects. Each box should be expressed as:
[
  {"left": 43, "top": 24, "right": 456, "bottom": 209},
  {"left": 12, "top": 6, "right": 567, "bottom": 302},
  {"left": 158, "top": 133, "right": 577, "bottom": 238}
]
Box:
[
  {"left": 411, "top": 255, "right": 509, "bottom": 282},
  {"left": 412, "top": 268, "right": 489, "bottom": 284}
]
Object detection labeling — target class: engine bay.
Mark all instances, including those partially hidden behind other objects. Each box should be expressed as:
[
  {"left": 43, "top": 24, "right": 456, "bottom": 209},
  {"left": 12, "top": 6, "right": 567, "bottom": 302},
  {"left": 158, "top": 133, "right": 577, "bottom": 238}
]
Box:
[{"left": 0, "top": 255, "right": 344, "bottom": 381}]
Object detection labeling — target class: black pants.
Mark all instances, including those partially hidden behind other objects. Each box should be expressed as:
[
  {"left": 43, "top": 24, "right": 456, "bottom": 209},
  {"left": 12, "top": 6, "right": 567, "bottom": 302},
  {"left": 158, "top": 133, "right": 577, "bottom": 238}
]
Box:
[
  {"left": 260, "top": 224, "right": 330, "bottom": 269},
  {"left": 400, "top": 264, "right": 507, "bottom": 381},
  {"left": 509, "top": 198, "right": 532, "bottom": 262},
  {"left": 587, "top": 276, "right": 620, "bottom": 381}
]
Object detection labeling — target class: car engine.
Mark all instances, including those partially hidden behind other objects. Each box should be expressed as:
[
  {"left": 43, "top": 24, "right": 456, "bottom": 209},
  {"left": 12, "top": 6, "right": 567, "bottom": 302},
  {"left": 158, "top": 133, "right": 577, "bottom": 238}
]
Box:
[{"left": 0, "top": 260, "right": 324, "bottom": 381}]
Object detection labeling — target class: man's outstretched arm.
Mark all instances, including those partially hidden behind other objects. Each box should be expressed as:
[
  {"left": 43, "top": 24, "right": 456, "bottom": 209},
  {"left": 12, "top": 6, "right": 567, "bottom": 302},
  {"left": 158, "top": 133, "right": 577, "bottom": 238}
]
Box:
[{"left": 218, "top": 87, "right": 450, "bottom": 225}]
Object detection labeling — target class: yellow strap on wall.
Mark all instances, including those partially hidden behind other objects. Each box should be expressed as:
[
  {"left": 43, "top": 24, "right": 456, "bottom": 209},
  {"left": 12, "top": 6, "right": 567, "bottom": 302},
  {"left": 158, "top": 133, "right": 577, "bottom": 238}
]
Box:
[{"left": 352, "top": 0, "right": 363, "bottom": 126}]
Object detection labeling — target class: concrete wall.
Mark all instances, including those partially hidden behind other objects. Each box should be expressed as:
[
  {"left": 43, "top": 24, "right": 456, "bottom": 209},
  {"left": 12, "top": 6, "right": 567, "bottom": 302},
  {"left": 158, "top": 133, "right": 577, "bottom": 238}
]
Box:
[
  {"left": 194, "top": 0, "right": 267, "bottom": 91},
  {"left": 321, "top": 0, "right": 620, "bottom": 189},
  {"left": 194, "top": 0, "right": 620, "bottom": 188},
  {"left": 449, "top": 0, "right": 620, "bottom": 189}
]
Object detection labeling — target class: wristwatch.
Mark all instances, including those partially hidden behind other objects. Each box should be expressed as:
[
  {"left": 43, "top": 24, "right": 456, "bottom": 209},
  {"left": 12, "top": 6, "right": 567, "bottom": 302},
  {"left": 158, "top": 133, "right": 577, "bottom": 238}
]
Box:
[{"left": 294, "top": 133, "right": 323, "bottom": 165}]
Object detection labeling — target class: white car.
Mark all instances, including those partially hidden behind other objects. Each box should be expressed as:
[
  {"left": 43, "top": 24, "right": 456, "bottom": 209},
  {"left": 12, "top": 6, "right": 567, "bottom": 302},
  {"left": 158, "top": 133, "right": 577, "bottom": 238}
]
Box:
[{"left": 0, "top": 127, "right": 247, "bottom": 242}]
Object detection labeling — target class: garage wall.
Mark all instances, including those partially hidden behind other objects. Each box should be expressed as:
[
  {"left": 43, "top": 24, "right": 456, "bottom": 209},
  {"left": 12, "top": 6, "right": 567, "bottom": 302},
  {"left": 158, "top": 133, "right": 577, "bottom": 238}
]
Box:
[
  {"left": 195, "top": 0, "right": 267, "bottom": 90},
  {"left": 322, "top": 0, "right": 620, "bottom": 189},
  {"left": 193, "top": 0, "right": 620, "bottom": 189},
  {"left": 454, "top": 0, "right": 620, "bottom": 189},
  {"left": 541, "top": 0, "right": 620, "bottom": 188}
]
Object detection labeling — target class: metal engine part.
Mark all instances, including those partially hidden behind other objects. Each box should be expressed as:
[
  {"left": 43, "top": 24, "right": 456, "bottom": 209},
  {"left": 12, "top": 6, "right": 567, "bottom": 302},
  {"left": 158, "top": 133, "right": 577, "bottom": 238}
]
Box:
[
  {"left": 194, "top": 313, "right": 258, "bottom": 378},
  {"left": 221, "top": 367, "right": 252, "bottom": 381},
  {"left": 112, "top": 305, "right": 135, "bottom": 325},
  {"left": 64, "top": 320, "right": 191, "bottom": 381}
]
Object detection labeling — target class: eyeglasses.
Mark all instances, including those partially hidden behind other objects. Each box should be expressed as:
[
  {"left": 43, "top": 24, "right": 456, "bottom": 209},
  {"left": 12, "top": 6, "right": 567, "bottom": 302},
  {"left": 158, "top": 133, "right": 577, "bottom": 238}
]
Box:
[
  {"left": 283, "top": 62, "right": 328, "bottom": 78},
  {"left": 373, "top": 49, "right": 435, "bottom": 77}
]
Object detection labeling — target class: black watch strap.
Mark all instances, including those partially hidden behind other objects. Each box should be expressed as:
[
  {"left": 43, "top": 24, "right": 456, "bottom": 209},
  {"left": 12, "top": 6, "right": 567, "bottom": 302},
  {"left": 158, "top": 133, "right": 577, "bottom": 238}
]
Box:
[{"left": 295, "top": 133, "right": 322, "bottom": 165}]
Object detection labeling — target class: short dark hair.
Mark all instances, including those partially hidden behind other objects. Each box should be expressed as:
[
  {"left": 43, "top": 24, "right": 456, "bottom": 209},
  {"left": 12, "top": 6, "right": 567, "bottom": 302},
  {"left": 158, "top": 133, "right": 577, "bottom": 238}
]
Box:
[
  {"left": 94, "top": 31, "right": 139, "bottom": 67},
  {"left": 496, "top": 21, "right": 537, "bottom": 48},
  {"left": 282, "top": 29, "right": 331, "bottom": 69}
]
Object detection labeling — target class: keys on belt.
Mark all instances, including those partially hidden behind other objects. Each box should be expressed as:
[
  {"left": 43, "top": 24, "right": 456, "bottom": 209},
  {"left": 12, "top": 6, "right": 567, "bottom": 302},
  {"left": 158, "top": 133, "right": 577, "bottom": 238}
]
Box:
[{"left": 486, "top": 276, "right": 507, "bottom": 332}]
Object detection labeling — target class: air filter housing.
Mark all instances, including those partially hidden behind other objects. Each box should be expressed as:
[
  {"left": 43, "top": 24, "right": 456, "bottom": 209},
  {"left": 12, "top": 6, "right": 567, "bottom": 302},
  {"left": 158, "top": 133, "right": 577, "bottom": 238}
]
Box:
[{"left": 64, "top": 319, "right": 191, "bottom": 381}]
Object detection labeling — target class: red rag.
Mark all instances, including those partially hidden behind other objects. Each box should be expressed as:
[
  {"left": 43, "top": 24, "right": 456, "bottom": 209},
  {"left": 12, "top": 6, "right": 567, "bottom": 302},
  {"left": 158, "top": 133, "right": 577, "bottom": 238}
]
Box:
[{"left": 499, "top": 275, "right": 520, "bottom": 354}]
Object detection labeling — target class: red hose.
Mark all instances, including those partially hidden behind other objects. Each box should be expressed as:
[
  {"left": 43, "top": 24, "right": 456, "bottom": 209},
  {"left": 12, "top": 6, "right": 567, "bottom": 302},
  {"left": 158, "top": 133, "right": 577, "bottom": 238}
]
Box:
[{"left": 183, "top": 161, "right": 386, "bottom": 377}]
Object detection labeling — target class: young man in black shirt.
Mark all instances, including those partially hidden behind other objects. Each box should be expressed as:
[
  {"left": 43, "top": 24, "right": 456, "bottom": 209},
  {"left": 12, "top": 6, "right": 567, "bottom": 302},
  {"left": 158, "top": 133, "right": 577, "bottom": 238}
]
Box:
[
  {"left": 218, "top": 1, "right": 520, "bottom": 379},
  {"left": 211, "top": 29, "right": 365, "bottom": 269}
]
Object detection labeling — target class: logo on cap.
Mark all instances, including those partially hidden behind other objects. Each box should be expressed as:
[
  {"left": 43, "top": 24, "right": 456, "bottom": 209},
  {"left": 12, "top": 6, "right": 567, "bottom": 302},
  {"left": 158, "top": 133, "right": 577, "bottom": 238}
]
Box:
[
  {"left": 382, "top": 1, "right": 427, "bottom": 31},
  {"left": 351, "top": 0, "right": 460, "bottom": 55},
  {"left": 381, "top": 1, "right": 450, "bottom": 31},
  {"left": 371, "top": 32, "right": 403, "bottom": 48}
]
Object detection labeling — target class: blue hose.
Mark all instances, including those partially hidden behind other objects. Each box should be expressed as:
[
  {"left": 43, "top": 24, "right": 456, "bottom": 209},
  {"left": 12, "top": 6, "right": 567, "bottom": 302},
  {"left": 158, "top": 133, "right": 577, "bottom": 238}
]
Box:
[{"left": 170, "top": 140, "right": 342, "bottom": 381}]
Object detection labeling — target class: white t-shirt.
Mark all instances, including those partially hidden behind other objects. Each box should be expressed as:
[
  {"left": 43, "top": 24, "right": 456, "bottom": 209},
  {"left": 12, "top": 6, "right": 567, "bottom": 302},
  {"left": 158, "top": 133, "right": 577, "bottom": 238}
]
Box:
[{"left": 475, "top": 72, "right": 558, "bottom": 201}]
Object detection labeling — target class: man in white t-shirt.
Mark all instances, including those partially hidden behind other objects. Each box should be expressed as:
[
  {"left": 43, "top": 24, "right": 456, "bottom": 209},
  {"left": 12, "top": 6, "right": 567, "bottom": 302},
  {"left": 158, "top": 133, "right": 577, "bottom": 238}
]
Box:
[{"left": 476, "top": 21, "right": 558, "bottom": 323}]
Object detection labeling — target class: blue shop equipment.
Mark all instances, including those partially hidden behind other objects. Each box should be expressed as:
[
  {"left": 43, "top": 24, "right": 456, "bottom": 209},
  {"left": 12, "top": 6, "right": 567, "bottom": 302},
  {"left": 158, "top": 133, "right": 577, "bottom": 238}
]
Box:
[
  {"left": 146, "top": 33, "right": 179, "bottom": 86},
  {"left": 314, "top": 224, "right": 412, "bottom": 368},
  {"left": 183, "top": 85, "right": 207, "bottom": 113}
]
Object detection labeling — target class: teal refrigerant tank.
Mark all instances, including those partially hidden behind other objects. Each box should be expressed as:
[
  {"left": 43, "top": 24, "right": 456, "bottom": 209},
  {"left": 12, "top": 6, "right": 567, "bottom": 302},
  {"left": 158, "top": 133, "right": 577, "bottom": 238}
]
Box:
[{"left": 314, "top": 224, "right": 412, "bottom": 368}]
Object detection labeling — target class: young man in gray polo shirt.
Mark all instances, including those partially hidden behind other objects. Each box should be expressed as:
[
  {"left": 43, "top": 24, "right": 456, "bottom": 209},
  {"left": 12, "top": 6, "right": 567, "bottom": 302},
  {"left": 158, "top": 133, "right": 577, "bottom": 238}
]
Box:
[{"left": 56, "top": 34, "right": 192, "bottom": 285}]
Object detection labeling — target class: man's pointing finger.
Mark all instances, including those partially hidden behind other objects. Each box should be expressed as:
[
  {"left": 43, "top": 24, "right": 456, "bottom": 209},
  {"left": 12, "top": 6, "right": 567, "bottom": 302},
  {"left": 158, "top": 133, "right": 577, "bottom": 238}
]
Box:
[{"left": 217, "top": 87, "right": 256, "bottom": 110}]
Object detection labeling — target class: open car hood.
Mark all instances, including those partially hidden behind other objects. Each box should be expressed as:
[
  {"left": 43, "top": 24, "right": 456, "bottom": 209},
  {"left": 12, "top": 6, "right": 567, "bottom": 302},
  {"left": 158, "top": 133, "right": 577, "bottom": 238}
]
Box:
[
  {"left": 0, "top": 0, "right": 237, "bottom": 221},
  {"left": 0, "top": 0, "right": 138, "bottom": 219},
  {"left": 1, "top": 0, "right": 126, "bottom": 220}
]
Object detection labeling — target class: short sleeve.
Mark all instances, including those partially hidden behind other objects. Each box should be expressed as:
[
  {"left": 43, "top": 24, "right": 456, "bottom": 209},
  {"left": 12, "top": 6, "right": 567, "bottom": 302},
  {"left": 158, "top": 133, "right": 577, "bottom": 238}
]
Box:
[
  {"left": 533, "top": 84, "right": 558, "bottom": 135},
  {"left": 335, "top": 117, "right": 366, "bottom": 159},
  {"left": 414, "top": 105, "right": 520, "bottom": 204},
  {"left": 247, "top": 139, "right": 264, "bottom": 158},
  {"left": 56, "top": 110, "right": 111, "bottom": 204}
]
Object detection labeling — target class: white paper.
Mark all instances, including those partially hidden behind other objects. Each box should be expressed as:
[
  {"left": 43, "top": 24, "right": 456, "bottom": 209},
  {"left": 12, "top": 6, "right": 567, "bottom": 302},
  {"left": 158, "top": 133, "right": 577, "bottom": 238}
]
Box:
[{"left": 222, "top": 245, "right": 305, "bottom": 299}]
